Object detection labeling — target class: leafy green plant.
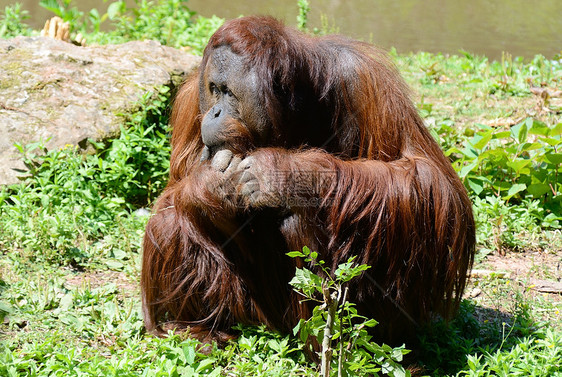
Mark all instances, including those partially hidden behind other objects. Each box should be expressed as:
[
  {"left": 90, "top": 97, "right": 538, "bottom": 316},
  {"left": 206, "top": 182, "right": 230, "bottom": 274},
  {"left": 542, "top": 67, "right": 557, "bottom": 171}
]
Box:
[
  {"left": 297, "top": 0, "right": 311, "bottom": 31},
  {"left": 39, "top": 0, "right": 84, "bottom": 26},
  {"left": 0, "top": 3, "right": 33, "bottom": 38},
  {"left": 418, "top": 295, "right": 562, "bottom": 377},
  {"left": 109, "top": 0, "right": 224, "bottom": 54},
  {"left": 288, "top": 246, "right": 410, "bottom": 377},
  {"left": 428, "top": 117, "right": 561, "bottom": 254},
  {"left": 472, "top": 195, "right": 561, "bottom": 254},
  {"left": 430, "top": 117, "right": 562, "bottom": 215},
  {"left": 0, "top": 86, "right": 172, "bottom": 266},
  {"left": 91, "top": 87, "right": 173, "bottom": 206},
  {"left": 221, "top": 324, "right": 312, "bottom": 375},
  {"left": 460, "top": 329, "right": 562, "bottom": 377},
  {"left": 446, "top": 118, "right": 562, "bottom": 211},
  {"left": 104, "top": 0, "right": 194, "bottom": 45}
]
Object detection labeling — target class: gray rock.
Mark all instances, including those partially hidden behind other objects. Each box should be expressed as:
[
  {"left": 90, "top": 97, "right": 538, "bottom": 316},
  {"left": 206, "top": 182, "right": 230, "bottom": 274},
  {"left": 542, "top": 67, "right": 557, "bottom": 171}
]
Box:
[{"left": 0, "top": 37, "right": 200, "bottom": 185}]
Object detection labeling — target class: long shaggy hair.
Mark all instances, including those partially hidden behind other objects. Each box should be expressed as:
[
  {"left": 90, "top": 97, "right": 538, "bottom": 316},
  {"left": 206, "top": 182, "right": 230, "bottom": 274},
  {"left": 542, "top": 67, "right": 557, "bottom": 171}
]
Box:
[{"left": 142, "top": 16, "right": 475, "bottom": 347}]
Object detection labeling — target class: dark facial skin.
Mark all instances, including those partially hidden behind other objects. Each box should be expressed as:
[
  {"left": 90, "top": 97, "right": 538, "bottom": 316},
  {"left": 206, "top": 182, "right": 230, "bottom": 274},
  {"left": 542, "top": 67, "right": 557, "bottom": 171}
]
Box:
[{"left": 199, "top": 46, "right": 269, "bottom": 159}]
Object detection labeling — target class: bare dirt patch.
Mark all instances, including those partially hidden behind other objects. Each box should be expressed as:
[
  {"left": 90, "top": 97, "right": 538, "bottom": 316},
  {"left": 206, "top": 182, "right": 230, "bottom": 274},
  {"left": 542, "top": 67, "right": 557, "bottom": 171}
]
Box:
[
  {"left": 481, "top": 250, "right": 562, "bottom": 282},
  {"left": 466, "top": 250, "right": 562, "bottom": 328}
]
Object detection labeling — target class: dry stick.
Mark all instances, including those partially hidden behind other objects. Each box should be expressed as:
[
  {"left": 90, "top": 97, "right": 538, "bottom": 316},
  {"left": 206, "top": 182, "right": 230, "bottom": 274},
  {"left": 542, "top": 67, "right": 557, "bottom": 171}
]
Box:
[{"left": 321, "top": 282, "right": 337, "bottom": 377}]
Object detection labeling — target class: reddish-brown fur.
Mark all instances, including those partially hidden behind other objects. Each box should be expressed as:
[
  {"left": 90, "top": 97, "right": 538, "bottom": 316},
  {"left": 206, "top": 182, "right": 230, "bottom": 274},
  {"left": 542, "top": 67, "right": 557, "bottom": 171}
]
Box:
[{"left": 142, "top": 16, "right": 475, "bottom": 347}]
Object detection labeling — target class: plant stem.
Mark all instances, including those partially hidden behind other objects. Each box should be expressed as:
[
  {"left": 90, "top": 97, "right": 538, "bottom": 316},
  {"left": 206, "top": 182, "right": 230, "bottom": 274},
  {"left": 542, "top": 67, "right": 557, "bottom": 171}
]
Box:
[
  {"left": 338, "top": 286, "right": 348, "bottom": 377},
  {"left": 321, "top": 282, "right": 337, "bottom": 377}
]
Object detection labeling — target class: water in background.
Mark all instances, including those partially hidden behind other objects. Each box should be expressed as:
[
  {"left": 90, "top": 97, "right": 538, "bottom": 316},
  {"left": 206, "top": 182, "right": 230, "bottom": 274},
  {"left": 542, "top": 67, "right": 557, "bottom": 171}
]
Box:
[{"left": 2, "top": 0, "right": 561, "bottom": 60}]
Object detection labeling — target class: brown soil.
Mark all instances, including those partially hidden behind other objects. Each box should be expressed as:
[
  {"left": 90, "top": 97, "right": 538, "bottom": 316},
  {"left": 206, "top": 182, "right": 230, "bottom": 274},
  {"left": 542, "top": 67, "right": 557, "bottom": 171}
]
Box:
[{"left": 466, "top": 249, "right": 562, "bottom": 327}]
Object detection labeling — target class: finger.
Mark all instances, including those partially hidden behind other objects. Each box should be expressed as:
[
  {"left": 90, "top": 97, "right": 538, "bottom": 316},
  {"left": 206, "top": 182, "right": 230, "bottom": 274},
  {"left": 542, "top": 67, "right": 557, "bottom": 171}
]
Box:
[
  {"left": 211, "top": 149, "right": 234, "bottom": 172},
  {"left": 237, "top": 156, "right": 255, "bottom": 171},
  {"left": 224, "top": 155, "right": 242, "bottom": 175},
  {"left": 238, "top": 170, "right": 257, "bottom": 184},
  {"left": 200, "top": 146, "right": 211, "bottom": 162}
]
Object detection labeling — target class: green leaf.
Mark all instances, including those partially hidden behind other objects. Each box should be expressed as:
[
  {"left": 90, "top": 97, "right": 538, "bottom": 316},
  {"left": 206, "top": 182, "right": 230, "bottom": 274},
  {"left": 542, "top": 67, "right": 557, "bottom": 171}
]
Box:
[
  {"left": 298, "top": 321, "right": 309, "bottom": 343},
  {"left": 289, "top": 268, "right": 322, "bottom": 295},
  {"left": 195, "top": 358, "right": 216, "bottom": 373},
  {"left": 492, "top": 180, "right": 513, "bottom": 191},
  {"left": 363, "top": 318, "right": 378, "bottom": 328},
  {"left": 59, "top": 293, "right": 74, "bottom": 310},
  {"left": 461, "top": 145, "right": 478, "bottom": 159},
  {"left": 293, "top": 318, "right": 304, "bottom": 336},
  {"left": 89, "top": 8, "right": 100, "bottom": 20},
  {"left": 512, "top": 120, "right": 529, "bottom": 143},
  {"left": 287, "top": 251, "right": 304, "bottom": 258},
  {"left": 542, "top": 213, "right": 561, "bottom": 228},
  {"left": 335, "top": 260, "right": 370, "bottom": 283},
  {"left": 545, "top": 153, "right": 562, "bottom": 165},
  {"left": 459, "top": 160, "right": 478, "bottom": 179},
  {"left": 112, "top": 248, "right": 127, "bottom": 260},
  {"left": 471, "top": 130, "right": 493, "bottom": 150},
  {"left": 483, "top": 148, "right": 508, "bottom": 162},
  {"left": 444, "top": 146, "right": 461, "bottom": 156},
  {"left": 527, "top": 183, "right": 550, "bottom": 197},
  {"left": 506, "top": 183, "right": 526, "bottom": 198},
  {"left": 183, "top": 345, "right": 196, "bottom": 365},
  {"left": 467, "top": 177, "right": 484, "bottom": 195},
  {"left": 492, "top": 130, "right": 511, "bottom": 139},
  {"left": 539, "top": 137, "right": 562, "bottom": 147},
  {"left": 529, "top": 120, "right": 550, "bottom": 136},
  {"left": 475, "top": 123, "right": 492, "bottom": 131},
  {"left": 506, "top": 159, "right": 531, "bottom": 173},
  {"left": 39, "top": 0, "right": 63, "bottom": 17},
  {"left": 107, "top": 1, "right": 124, "bottom": 20},
  {"left": 105, "top": 260, "right": 124, "bottom": 269},
  {"left": 518, "top": 142, "right": 543, "bottom": 152},
  {"left": 549, "top": 122, "right": 562, "bottom": 136}
]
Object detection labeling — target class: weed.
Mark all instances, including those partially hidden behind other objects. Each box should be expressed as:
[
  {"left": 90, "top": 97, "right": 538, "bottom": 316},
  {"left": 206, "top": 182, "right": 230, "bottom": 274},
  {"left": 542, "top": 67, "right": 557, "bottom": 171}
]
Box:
[
  {"left": 435, "top": 118, "right": 562, "bottom": 220},
  {"left": 95, "top": 0, "right": 223, "bottom": 53},
  {"left": 288, "top": 246, "right": 410, "bottom": 377},
  {"left": 297, "top": 0, "right": 311, "bottom": 31},
  {"left": 39, "top": 0, "right": 83, "bottom": 26},
  {"left": 0, "top": 3, "right": 33, "bottom": 38},
  {"left": 0, "top": 86, "right": 171, "bottom": 266}
]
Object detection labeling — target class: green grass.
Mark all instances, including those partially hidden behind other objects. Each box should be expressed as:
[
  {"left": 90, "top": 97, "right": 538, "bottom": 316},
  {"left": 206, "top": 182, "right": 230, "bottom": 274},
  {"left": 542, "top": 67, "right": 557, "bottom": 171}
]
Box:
[{"left": 1, "top": 1, "right": 561, "bottom": 376}]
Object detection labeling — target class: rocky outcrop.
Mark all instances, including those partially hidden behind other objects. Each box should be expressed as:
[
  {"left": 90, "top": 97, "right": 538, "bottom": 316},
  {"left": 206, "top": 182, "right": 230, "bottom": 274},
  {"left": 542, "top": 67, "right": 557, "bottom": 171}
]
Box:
[{"left": 0, "top": 37, "right": 200, "bottom": 185}]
